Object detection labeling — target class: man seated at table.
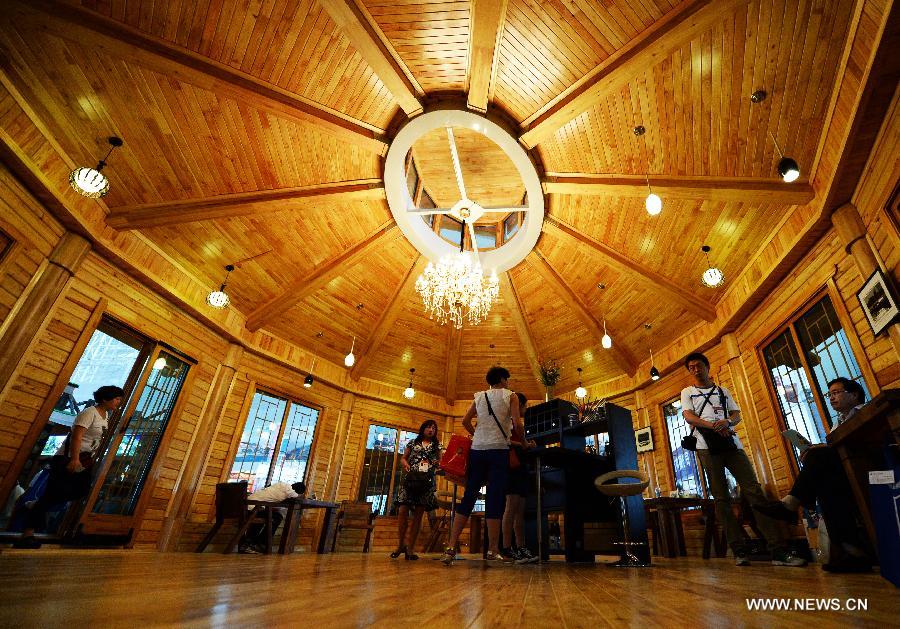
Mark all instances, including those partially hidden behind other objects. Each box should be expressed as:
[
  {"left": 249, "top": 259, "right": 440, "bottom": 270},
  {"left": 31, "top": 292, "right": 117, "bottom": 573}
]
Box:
[
  {"left": 240, "top": 481, "right": 306, "bottom": 554},
  {"left": 754, "top": 378, "right": 871, "bottom": 573}
]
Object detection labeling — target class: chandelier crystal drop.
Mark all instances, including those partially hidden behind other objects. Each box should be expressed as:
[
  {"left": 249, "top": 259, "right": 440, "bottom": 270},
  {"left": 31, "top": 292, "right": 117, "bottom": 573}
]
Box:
[{"left": 415, "top": 245, "right": 500, "bottom": 329}]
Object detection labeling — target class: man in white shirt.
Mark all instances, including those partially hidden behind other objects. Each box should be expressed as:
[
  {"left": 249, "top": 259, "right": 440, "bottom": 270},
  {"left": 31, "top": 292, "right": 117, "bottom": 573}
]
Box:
[
  {"left": 240, "top": 481, "right": 305, "bottom": 554},
  {"left": 681, "top": 352, "right": 806, "bottom": 567}
]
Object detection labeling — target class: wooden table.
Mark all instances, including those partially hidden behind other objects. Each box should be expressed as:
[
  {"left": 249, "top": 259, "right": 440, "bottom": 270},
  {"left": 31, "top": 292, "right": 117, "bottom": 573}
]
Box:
[
  {"left": 644, "top": 497, "right": 724, "bottom": 559},
  {"left": 826, "top": 389, "right": 899, "bottom": 553},
  {"left": 225, "top": 497, "right": 340, "bottom": 555}
]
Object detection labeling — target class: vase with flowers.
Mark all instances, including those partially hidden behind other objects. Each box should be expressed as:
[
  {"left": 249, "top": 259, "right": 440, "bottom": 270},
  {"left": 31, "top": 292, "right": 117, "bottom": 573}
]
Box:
[{"left": 538, "top": 358, "right": 561, "bottom": 402}]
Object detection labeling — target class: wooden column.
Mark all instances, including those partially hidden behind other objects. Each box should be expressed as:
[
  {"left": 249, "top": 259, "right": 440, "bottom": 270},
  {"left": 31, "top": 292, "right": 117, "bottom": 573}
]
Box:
[
  {"left": 325, "top": 392, "right": 355, "bottom": 502},
  {"left": 633, "top": 390, "right": 657, "bottom": 497},
  {"left": 0, "top": 232, "right": 90, "bottom": 401},
  {"left": 721, "top": 333, "right": 773, "bottom": 490},
  {"left": 159, "top": 343, "right": 243, "bottom": 551},
  {"left": 832, "top": 203, "right": 900, "bottom": 362}
]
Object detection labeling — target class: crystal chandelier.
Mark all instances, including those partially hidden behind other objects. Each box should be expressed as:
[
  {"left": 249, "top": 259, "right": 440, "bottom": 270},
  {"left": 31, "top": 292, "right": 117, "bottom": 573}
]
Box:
[{"left": 415, "top": 221, "right": 499, "bottom": 329}]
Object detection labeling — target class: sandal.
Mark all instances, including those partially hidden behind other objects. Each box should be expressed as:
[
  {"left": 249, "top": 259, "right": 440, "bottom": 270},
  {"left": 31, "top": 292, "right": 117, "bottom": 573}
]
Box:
[{"left": 390, "top": 546, "right": 406, "bottom": 559}]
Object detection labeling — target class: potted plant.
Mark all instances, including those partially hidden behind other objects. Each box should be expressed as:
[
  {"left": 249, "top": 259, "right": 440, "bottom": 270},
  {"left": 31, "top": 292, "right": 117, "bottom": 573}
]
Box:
[{"left": 538, "top": 358, "right": 561, "bottom": 402}]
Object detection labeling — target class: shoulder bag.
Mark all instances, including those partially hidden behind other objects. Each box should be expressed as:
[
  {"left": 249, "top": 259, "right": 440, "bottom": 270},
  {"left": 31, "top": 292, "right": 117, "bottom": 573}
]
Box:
[{"left": 484, "top": 392, "right": 521, "bottom": 470}]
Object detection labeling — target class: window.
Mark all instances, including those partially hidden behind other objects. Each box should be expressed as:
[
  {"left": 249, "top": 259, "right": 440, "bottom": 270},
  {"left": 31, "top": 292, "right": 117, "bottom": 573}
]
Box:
[
  {"left": 762, "top": 294, "right": 869, "bottom": 460},
  {"left": 420, "top": 192, "right": 436, "bottom": 228},
  {"left": 229, "top": 390, "right": 320, "bottom": 493},
  {"left": 474, "top": 224, "right": 497, "bottom": 250},
  {"left": 358, "top": 424, "right": 417, "bottom": 515},
  {"left": 663, "top": 399, "right": 736, "bottom": 497},
  {"left": 439, "top": 216, "right": 463, "bottom": 247},
  {"left": 503, "top": 212, "right": 520, "bottom": 241},
  {"left": 663, "top": 400, "right": 703, "bottom": 496}
]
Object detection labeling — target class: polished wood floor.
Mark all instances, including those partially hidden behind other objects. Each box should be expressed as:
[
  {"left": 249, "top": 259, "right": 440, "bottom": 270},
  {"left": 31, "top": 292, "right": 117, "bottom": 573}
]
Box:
[{"left": 0, "top": 550, "right": 896, "bottom": 628}]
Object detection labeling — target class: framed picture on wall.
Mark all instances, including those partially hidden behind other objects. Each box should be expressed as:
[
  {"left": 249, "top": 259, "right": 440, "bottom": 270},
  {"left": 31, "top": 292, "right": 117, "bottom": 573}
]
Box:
[
  {"left": 857, "top": 269, "right": 899, "bottom": 336},
  {"left": 635, "top": 426, "right": 654, "bottom": 453}
]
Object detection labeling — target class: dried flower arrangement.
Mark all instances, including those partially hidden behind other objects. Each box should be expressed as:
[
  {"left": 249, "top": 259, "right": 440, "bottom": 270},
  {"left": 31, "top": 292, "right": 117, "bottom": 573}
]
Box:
[{"left": 538, "top": 358, "right": 561, "bottom": 387}]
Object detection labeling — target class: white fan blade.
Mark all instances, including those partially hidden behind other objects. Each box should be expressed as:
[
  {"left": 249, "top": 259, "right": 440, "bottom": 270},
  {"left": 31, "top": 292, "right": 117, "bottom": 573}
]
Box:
[
  {"left": 467, "top": 221, "right": 479, "bottom": 254},
  {"left": 447, "top": 127, "right": 468, "bottom": 201},
  {"left": 479, "top": 205, "right": 529, "bottom": 213},
  {"left": 407, "top": 207, "right": 454, "bottom": 215}
]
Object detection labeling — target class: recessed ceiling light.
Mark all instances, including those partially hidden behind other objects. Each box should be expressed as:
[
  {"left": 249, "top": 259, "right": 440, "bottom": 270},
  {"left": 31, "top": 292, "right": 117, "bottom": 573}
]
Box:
[
  {"left": 750, "top": 90, "right": 767, "bottom": 103},
  {"left": 633, "top": 125, "right": 645, "bottom": 136},
  {"left": 597, "top": 283, "right": 606, "bottom": 290}
]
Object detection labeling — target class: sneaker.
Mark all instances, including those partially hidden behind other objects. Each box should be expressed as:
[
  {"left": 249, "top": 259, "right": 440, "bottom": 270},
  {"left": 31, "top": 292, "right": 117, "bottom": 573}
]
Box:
[
  {"left": 11, "top": 536, "right": 42, "bottom": 549},
  {"left": 440, "top": 547, "right": 456, "bottom": 566},
  {"left": 734, "top": 549, "right": 751, "bottom": 566},
  {"left": 515, "top": 547, "right": 539, "bottom": 564},
  {"left": 484, "top": 550, "right": 512, "bottom": 566},
  {"left": 753, "top": 499, "right": 798, "bottom": 524},
  {"left": 772, "top": 549, "right": 807, "bottom": 567},
  {"left": 239, "top": 545, "right": 262, "bottom": 555}
]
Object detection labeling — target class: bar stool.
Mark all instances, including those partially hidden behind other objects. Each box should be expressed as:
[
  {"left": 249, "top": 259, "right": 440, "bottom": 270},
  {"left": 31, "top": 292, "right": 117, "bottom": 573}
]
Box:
[{"left": 595, "top": 470, "right": 650, "bottom": 567}]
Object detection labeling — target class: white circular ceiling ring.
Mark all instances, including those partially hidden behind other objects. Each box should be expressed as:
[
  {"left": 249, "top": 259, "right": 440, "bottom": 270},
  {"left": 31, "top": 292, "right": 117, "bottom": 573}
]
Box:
[{"left": 385, "top": 109, "right": 544, "bottom": 273}]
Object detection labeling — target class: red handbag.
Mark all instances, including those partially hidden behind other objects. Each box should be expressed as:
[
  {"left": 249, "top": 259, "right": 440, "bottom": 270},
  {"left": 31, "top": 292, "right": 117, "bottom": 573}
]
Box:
[{"left": 440, "top": 434, "right": 472, "bottom": 485}]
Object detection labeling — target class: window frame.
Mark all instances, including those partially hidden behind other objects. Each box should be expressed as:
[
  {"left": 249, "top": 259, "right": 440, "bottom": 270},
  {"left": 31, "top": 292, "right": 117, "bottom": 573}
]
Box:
[
  {"left": 355, "top": 419, "right": 444, "bottom": 516},
  {"left": 757, "top": 284, "right": 877, "bottom": 476},
  {"left": 225, "top": 385, "right": 324, "bottom": 490},
  {"left": 661, "top": 397, "right": 706, "bottom": 498}
]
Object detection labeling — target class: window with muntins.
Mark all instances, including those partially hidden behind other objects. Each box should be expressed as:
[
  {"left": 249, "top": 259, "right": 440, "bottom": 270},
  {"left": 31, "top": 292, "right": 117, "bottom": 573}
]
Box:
[
  {"left": 358, "top": 424, "right": 417, "bottom": 516},
  {"left": 229, "top": 390, "right": 320, "bottom": 493},
  {"left": 762, "top": 294, "right": 869, "bottom": 461}
]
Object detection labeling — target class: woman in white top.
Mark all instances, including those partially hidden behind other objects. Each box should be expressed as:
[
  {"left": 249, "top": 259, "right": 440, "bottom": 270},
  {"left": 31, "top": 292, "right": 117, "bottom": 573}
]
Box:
[
  {"left": 14, "top": 385, "right": 125, "bottom": 548},
  {"left": 441, "top": 366, "right": 524, "bottom": 565}
]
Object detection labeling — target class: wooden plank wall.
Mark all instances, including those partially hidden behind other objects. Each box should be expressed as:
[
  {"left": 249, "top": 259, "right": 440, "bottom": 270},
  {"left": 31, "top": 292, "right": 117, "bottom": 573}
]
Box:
[{"left": 629, "top": 100, "right": 899, "bottom": 498}]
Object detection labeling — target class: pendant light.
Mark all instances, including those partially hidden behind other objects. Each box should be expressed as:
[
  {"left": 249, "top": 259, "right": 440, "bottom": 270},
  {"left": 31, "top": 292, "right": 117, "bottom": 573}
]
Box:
[
  {"left": 304, "top": 357, "right": 316, "bottom": 388},
  {"left": 152, "top": 356, "right": 167, "bottom": 370},
  {"left": 575, "top": 367, "right": 587, "bottom": 400},
  {"left": 649, "top": 349, "right": 660, "bottom": 381},
  {"left": 69, "top": 136, "right": 123, "bottom": 198},
  {"left": 769, "top": 131, "right": 800, "bottom": 183},
  {"left": 601, "top": 319, "right": 612, "bottom": 349},
  {"left": 207, "top": 264, "right": 235, "bottom": 309},
  {"left": 344, "top": 336, "right": 356, "bottom": 368},
  {"left": 645, "top": 175, "right": 662, "bottom": 216},
  {"left": 403, "top": 368, "right": 416, "bottom": 399},
  {"left": 634, "top": 125, "right": 661, "bottom": 216},
  {"left": 700, "top": 245, "right": 725, "bottom": 287}
]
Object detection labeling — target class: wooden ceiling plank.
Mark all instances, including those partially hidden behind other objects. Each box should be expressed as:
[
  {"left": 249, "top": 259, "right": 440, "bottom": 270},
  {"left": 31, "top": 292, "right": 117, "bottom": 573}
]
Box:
[
  {"left": 519, "top": 0, "right": 751, "bottom": 148},
  {"left": 12, "top": 0, "right": 388, "bottom": 155},
  {"left": 350, "top": 255, "right": 424, "bottom": 381},
  {"left": 445, "top": 325, "right": 463, "bottom": 403},
  {"left": 318, "top": 0, "right": 423, "bottom": 116},
  {"left": 528, "top": 250, "right": 638, "bottom": 376},
  {"left": 542, "top": 214, "right": 717, "bottom": 323},
  {"left": 466, "top": 0, "right": 509, "bottom": 113},
  {"left": 499, "top": 271, "right": 544, "bottom": 391},
  {"left": 107, "top": 179, "right": 386, "bottom": 229},
  {"left": 245, "top": 221, "right": 399, "bottom": 331},
  {"left": 542, "top": 173, "right": 815, "bottom": 204}
]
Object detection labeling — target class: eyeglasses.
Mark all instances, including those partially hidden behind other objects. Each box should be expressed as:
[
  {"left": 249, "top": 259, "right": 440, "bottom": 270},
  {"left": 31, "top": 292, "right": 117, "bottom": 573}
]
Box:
[{"left": 825, "top": 390, "right": 847, "bottom": 398}]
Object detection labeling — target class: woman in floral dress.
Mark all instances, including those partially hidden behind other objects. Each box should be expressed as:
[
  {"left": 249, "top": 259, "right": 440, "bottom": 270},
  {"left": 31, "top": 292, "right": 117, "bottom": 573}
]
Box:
[{"left": 390, "top": 419, "right": 441, "bottom": 560}]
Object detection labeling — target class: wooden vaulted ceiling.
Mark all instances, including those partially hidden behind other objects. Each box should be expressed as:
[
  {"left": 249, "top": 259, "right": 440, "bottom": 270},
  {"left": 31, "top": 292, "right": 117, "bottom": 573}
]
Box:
[{"left": 0, "top": 0, "right": 863, "bottom": 402}]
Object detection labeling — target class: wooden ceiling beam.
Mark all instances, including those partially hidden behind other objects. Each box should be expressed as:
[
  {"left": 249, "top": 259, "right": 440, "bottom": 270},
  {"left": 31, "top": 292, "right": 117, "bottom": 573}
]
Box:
[
  {"left": 445, "top": 326, "right": 463, "bottom": 403},
  {"left": 349, "top": 255, "right": 424, "bottom": 381},
  {"left": 12, "top": 0, "right": 388, "bottom": 155},
  {"left": 107, "top": 180, "right": 386, "bottom": 230},
  {"left": 245, "top": 222, "right": 399, "bottom": 332},
  {"left": 542, "top": 215, "right": 717, "bottom": 322},
  {"left": 318, "top": 0, "right": 423, "bottom": 117},
  {"left": 519, "top": 0, "right": 746, "bottom": 148},
  {"left": 528, "top": 250, "right": 638, "bottom": 376},
  {"left": 499, "top": 271, "right": 544, "bottom": 391},
  {"left": 466, "top": 0, "right": 509, "bottom": 113},
  {"left": 543, "top": 174, "right": 815, "bottom": 205}
]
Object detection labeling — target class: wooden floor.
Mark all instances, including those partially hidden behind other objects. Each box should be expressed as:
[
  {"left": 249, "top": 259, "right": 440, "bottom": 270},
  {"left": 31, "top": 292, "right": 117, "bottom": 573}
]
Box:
[{"left": 0, "top": 550, "right": 897, "bottom": 628}]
